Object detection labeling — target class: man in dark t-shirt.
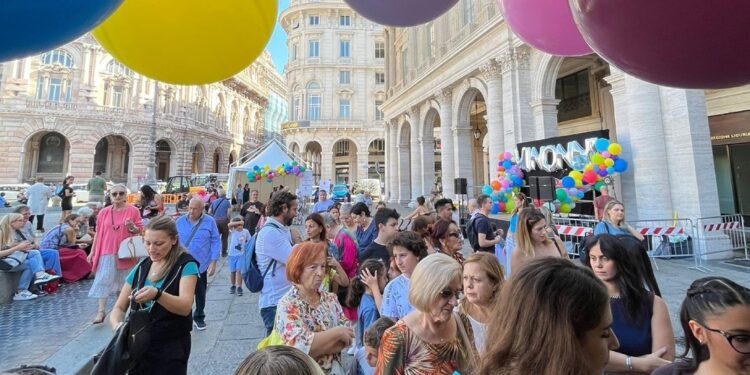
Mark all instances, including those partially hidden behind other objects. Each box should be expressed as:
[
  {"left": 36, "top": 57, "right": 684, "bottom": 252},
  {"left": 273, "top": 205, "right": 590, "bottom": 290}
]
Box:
[
  {"left": 358, "top": 208, "right": 400, "bottom": 265},
  {"left": 240, "top": 189, "right": 263, "bottom": 235},
  {"left": 472, "top": 194, "right": 503, "bottom": 253}
]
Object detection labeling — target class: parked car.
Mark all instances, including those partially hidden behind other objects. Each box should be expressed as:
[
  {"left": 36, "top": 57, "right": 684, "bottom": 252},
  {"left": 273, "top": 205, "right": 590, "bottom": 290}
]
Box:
[
  {"left": 70, "top": 183, "right": 89, "bottom": 203},
  {"left": 331, "top": 184, "right": 350, "bottom": 203}
]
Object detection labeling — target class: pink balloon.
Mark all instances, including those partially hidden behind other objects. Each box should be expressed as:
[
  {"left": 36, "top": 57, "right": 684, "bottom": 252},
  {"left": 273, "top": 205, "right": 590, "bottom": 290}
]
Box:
[
  {"left": 345, "top": 0, "right": 458, "bottom": 27},
  {"left": 499, "top": 0, "right": 591, "bottom": 56},
  {"left": 569, "top": 0, "right": 750, "bottom": 89}
]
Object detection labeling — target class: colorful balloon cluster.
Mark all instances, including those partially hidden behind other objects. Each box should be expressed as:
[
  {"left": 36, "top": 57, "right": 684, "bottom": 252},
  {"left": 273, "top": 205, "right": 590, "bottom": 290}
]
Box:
[
  {"left": 554, "top": 138, "right": 628, "bottom": 213},
  {"left": 483, "top": 152, "right": 525, "bottom": 214},
  {"left": 246, "top": 161, "right": 306, "bottom": 183}
]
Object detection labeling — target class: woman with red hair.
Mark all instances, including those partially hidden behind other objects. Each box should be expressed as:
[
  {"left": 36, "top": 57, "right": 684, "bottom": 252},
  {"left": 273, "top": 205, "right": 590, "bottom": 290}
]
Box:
[{"left": 275, "top": 242, "right": 355, "bottom": 374}]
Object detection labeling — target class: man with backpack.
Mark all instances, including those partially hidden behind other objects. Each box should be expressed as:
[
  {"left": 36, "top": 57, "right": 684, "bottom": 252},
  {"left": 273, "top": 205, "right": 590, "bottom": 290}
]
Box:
[
  {"left": 467, "top": 195, "right": 504, "bottom": 253},
  {"left": 253, "top": 191, "right": 298, "bottom": 335}
]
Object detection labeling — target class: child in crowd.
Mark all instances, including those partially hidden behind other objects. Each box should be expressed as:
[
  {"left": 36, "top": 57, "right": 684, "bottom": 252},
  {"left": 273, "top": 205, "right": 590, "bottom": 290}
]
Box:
[
  {"left": 347, "top": 259, "right": 388, "bottom": 375},
  {"left": 228, "top": 217, "right": 251, "bottom": 296},
  {"left": 363, "top": 317, "right": 396, "bottom": 371}
]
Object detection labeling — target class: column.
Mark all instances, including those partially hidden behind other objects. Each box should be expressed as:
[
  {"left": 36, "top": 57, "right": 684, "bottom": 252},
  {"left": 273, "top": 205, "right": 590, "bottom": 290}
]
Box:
[
  {"left": 660, "top": 87, "right": 720, "bottom": 219},
  {"left": 396, "top": 138, "right": 411, "bottom": 205},
  {"left": 530, "top": 98, "right": 560, "bottom": 139},
  {"left": 388, "top": 120, "right": 400, "bottom": 204},
  {"left": 356, "top": 151, "right": 369, "bottom": 182},
  {"left": 500, "top": 48, "right": 534, "bottom": 151},
  {"left": 409, "top": 106, "right": 422, "bottom": 201},
  {"left": 321, "top": 150, "right": 334, "bottom": 187},
  {"left": 480, "top": 60, "right": 505, "bottom": 170},
  {"left": 605, "top": 68, "right": 673, "bottom": 221},
  {"left": 420, "top": 132, "right": 435, "bottom": 199},
  {"left": 436, "top": 88, "right": 455, "bottom": 198}
]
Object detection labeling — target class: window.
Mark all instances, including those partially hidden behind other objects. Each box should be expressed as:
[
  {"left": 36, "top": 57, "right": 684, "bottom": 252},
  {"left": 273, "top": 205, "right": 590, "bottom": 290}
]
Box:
[
  {"left": 375, "top": 72, "right": 385, "bottom": 85},
  {"left": 339, "top": 99, "right": 351, "bottom": 119},
  {"left": 375, "top": 100, "right": 384, "bottom": 121},
  {"left": 291, "top": 44, "right": 298, "bottom": 60},
  {"left": 40, "top": 50, "right": 74, "bottom": 67},
  {"left": 106, "top": 60, "right": 133, "bottom": 76},
  {"left": 292, "top": 96, "right": 300, "bottom": 120},
  {"left": 309, "top": 15, "right": 319, "bottom": 25},
  {"left": 340, "top": 40, "right": 350, "bottom": 58},
  {"left": 339, "top": 70, "right": 351, "bottom": 84},
  {"left": 308, "top": 40, "right": 320, "bottom": 57},
  {"left": 112, "top": 86, "right": 123, "bottom": 108},
  {"left": 335, "top": 140, "right": 350, "bottom": 156},
  {"left": 340, "top": 15, "right": 350, "bottom": 26},
  {"left": 368, "top": 139, "right": 385, "bottom": 155},
  {"left": 307, "top": 95, "right": 320, "bottom": 120},
  {"left": 555, "top": 69, "right": 592, "bottom": 122},
  {"left": 37, "top": 132, "right": 66, "bottom": 173},
  {"left": 375, "top": 42, "right": 385, "bottom": 59}
]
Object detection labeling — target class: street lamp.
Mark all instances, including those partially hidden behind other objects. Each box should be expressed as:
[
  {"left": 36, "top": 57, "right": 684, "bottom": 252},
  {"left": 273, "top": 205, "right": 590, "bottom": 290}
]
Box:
[{"left": 145, "top": 81, "right": 159, "bottom": 188}]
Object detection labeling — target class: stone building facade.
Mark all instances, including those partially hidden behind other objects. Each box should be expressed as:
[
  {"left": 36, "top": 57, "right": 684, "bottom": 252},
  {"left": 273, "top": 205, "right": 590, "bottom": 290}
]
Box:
[
  {"left": 0, "top": 34, "right": 283, "bottom": 189},
  {"left": 280, "top": 0, "right": 387, "bottom": 186},
  {"left": 381, "top": 0, "right": 750, "bottom": 221}
]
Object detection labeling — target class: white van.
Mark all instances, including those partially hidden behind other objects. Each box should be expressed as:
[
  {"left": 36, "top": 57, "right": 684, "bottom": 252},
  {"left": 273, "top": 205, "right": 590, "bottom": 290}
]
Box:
[{"left": 0, "top": 184, "right": 30, "bottom": 203}]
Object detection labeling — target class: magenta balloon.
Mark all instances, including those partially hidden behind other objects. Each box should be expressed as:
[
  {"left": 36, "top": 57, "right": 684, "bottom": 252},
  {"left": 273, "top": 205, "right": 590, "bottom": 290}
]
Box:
[
  {"left": 499, "top": 0, "right": 591, "bottom": 56},
  {"left": 569, "top": 0, "right": 750, "bottom": 89},
  {"left": 345, "top": 0, "right": 458, "bottom": 27}
]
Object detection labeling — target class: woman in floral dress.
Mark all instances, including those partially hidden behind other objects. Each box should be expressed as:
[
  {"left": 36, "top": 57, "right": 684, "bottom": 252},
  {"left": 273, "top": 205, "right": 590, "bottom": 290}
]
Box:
[{"left": 276, "top": 242, "right": 355, "bottom": 374}]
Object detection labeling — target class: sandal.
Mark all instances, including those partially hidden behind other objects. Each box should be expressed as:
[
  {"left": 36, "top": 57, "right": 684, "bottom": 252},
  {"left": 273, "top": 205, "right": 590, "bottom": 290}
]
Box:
[{"left": 93, "top": 310, "right": 106, "bottom": 324}]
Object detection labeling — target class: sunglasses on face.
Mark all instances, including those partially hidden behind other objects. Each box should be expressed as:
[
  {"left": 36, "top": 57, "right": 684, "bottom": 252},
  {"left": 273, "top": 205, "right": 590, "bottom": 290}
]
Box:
[
  {"left": 111, "top": 191, "right": 126, "bottom": 197},
  {"left": 439, "top": 289, "right": 463, "bottom": 300}
]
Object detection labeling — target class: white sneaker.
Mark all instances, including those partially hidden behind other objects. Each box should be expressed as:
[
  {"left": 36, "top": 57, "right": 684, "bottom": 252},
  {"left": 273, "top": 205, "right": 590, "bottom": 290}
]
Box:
[
  {"left": 13, "top": 290, "right": 39, "bottom": 301},
  {"left": 33, "top": 272, "right": 61, "bottom": 285}
]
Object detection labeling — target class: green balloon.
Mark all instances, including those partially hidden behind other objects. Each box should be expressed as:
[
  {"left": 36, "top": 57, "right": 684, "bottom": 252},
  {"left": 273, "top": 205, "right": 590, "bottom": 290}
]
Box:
[
  {"left": 556, "top": 188, "right": 567, "bottom": 201},
  {"left": 594, "top": 181, "right": 605, "bottom": 192}
]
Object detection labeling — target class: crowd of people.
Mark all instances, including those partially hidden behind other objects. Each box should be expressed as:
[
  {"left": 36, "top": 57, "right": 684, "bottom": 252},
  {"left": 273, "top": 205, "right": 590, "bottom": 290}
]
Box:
[{"left": 2, "top": 179, "right": 748, "bottom": 375}]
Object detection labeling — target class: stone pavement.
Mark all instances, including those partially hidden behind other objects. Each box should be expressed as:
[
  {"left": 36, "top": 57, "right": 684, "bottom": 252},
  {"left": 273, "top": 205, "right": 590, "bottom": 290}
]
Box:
[{"left": 0, "top": 202, "right": 749, "bottom": 373}]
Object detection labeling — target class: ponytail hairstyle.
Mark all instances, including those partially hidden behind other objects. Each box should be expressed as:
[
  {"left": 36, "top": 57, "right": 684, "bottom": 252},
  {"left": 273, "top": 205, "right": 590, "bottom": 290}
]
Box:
[
  {"left": 677, "top": 277, "right": 750, "bottom": 372},
  {"left": 346, "top": 258, "right": 386, "bottom": 309}
]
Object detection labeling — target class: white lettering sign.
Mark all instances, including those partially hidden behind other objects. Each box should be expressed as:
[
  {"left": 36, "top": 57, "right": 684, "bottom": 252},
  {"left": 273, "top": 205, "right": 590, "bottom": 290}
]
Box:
[{"left": 517, "top": 138, "right": 598, "bottom": 172}]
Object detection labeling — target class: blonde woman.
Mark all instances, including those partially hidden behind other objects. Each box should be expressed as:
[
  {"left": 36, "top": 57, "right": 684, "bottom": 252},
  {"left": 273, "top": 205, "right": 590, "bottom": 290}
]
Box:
[
  {"left": 594, "top": 200, "right": 645, "bottom": 241},
  {"left": 510, "top": 208, "right": 567, "bottom": 275},
  {"left": 501, "top": 192, "right": 529, "bottom": 277},
  {"left": 0, "top": 214, "right": 60, "bottom": 301},
  {"left": 459, "top": 252, "right": 504, "bottom": 352}
]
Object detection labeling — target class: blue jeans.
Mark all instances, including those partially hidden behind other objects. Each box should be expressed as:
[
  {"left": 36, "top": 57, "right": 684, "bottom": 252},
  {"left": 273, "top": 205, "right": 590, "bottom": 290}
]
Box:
[
  {"left": 260, "top": 306, "right": 277, "bottom": 336},
  {"left": 13, "top": 262, "right": 34, "bottom": 291},
  {"left": 39, "top": 249, "right": 62, "bottom": 276},
  {"left": 26, "top": 250, "right": 44, "bottom": 273}
]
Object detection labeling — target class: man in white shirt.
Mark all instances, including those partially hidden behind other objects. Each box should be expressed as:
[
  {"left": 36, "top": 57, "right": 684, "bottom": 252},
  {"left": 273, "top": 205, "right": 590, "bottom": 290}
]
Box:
[
  {"left": 26, "top": 177, "right": 53, "bottom": 232},
  {"left": 255, "top": 191, "right": 298, "bottom": 335}
]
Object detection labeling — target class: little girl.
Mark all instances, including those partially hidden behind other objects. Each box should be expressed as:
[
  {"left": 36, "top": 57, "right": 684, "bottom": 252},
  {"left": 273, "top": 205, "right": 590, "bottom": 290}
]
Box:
[
  {"left": 227, "top": 217, "right": 251, "bottom": 296},
  {"left": 347, "top": 259, "right": 388, "bottom": 375}
]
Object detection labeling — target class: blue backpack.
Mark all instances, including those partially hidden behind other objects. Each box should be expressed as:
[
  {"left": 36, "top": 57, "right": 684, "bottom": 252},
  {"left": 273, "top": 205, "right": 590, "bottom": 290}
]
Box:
[{"left": 242, "top": 221, "right": 282, "bottom": 293}]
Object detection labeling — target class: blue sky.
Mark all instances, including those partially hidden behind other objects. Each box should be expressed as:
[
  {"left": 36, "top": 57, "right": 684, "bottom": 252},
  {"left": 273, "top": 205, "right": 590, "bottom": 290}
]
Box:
[{"left": 266, "top": 0, "right": 290, "bottom": 75}]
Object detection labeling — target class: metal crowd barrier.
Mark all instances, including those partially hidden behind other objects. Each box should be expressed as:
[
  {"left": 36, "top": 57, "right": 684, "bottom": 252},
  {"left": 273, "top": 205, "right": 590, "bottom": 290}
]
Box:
[
  {"left": 552, "top": 216, "right": 599, "bottom": 258},
  {"left": 628, "top": 218, "right": 696, "bottom": 271},
  {"left": 694, "top": 214, "right": 748, "bottom": 272}
]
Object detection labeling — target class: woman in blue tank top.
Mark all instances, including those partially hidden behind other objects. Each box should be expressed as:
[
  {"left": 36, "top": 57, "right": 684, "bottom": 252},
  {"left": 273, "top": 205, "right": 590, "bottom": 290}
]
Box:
[{"left": 582, "top": 234, "right": 675, "bottom": 374}]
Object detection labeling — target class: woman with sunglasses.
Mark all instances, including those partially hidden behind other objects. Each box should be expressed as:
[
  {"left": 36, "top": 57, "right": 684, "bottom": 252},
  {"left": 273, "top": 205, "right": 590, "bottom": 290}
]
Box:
[
  {"left": 653, "top": 277, "right": 750, "bottom": 375},
  {"left": 377, "top": 253, "right": 477, "bottom": 375},
  {"left": 88, "top": 184, "right": 143, "bottom": 324},
  {"left": 430, "top": 220, "right": 465, "bottom": 266}
]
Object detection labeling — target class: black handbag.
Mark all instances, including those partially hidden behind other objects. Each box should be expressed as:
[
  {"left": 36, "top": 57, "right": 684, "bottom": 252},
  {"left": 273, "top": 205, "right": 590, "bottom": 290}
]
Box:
[{"left": 90, "top": 264, "right": 152, "bottom": 375}]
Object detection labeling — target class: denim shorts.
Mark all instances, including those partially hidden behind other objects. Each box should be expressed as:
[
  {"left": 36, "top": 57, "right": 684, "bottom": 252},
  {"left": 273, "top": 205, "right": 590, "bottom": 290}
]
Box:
[{"left": 228, "top": 255, "right": 244, "bottom": 272}]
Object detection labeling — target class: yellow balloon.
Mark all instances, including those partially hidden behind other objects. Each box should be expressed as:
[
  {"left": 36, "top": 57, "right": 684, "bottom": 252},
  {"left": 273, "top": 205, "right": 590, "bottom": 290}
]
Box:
[{"left": 93, "top": 0, "right": 277, "bottom": 85}]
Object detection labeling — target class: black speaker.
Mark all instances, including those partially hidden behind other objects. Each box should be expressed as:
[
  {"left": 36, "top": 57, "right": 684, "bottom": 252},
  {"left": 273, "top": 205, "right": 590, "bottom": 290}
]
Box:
[
  {"left": 528, "top": 176, "right": 540, "bottom": 200},
  {"left": 454, "top": 178, "right": 467, "bottom": 195},
  {"left": 537, "top": 176, "right": 556, "bottom": 201}
]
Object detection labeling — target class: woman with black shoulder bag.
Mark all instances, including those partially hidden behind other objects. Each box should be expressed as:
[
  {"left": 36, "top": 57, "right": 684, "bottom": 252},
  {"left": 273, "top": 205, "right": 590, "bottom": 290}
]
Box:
[{"left": 109, "top": 215, "right": 199, "bottom": 374}]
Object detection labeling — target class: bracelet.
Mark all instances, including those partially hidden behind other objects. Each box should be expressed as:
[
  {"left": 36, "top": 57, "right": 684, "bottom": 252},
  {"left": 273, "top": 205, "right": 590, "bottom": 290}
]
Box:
[
  {"left": 154, "top": 288, "right": 163, "bottom": 301},
  {"left": 625, "top": 356, "right": 633, "bottom": 371}
]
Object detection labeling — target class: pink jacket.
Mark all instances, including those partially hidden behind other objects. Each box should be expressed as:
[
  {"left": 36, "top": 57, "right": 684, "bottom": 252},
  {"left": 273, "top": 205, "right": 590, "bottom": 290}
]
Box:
[{"left": 91, "top": 205, "right": 143, "bottom": 272}]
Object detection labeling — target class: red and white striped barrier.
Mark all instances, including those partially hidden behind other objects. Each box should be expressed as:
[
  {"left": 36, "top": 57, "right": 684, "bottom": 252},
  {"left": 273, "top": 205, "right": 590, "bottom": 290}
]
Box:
[
  {"left": 637, "top": 226, "right": 685, "bottom": 236},
  {"left": 555, "top": 225, "right": 593, "bottom": 236},
  {"left": 702, "top": 222, "right": 740, "bottom": 232}
]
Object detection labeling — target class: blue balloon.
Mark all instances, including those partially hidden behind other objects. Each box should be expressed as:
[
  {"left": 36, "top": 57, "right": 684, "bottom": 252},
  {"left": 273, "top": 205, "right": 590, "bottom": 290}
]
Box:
[
  {"left": 606, "top": 167, "right": 616, "bottom": 175},
  {"left": 570, "top": 154, "right": 589, "bottom": 171},
  {"left": 595, "top": 138, "right": 610, "bottom": 152},
  {"left": 576, "top": 191, "right": 585, "bottom": 199},
  {"left": 0, "top": 0, "right": 124, "bottom": 62},
  {"left": 491, "top": 194, "right": 499, "bottom": 202},
  {"left": 482, "top": 185, "right": 493, "bottom": 195},
  {"left": 561, "top": 176, "right": 575, "bottom": 188},
  {"left": 502, "top": 160, "right": 512, "bottom": 170},
  {"left": 613, "top": 159, "right": 628, "bottom": 173},
  {"left": 491, "top": 202, "right": 500, "bottom": 214}
]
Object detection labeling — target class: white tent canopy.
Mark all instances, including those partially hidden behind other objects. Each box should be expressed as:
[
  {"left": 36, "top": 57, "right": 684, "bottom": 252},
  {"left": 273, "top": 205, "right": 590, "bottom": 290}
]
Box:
[{"left": 227, "top": 139, "right": 309, "bottom": 202}]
